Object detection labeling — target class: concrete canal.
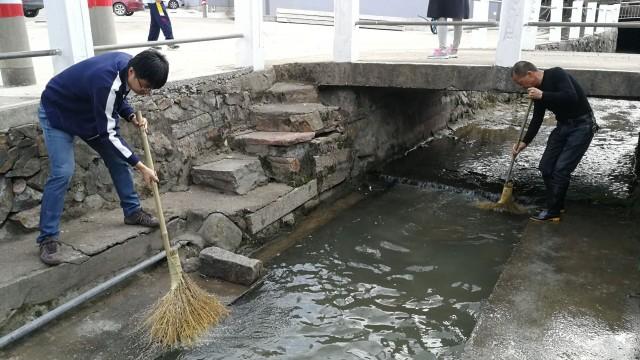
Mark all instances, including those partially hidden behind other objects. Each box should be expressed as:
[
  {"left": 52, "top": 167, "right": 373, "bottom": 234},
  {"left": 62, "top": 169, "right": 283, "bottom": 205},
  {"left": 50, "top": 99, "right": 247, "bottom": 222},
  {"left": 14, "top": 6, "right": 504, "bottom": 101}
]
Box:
[{"left": 158, "top": 97, "right": 640, "bottom": 359}]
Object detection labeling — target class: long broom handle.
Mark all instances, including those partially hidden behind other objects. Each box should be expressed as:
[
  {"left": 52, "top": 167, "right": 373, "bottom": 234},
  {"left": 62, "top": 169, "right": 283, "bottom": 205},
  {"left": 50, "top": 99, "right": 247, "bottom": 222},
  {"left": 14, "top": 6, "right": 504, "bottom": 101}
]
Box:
[
  {"left": 504, "top": 100, "right": 533, "bottom": 185},
  {"left": 137, "top": 111, "right": 172, "bottom": 255}
]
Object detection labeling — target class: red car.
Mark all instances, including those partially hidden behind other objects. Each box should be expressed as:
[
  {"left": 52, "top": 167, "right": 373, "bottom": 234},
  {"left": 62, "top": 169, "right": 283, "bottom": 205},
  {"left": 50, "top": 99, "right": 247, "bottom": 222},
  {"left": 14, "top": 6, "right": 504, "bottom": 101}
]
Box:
[{"left": 112, "top": 0, "right": 144, "bottom": 16}]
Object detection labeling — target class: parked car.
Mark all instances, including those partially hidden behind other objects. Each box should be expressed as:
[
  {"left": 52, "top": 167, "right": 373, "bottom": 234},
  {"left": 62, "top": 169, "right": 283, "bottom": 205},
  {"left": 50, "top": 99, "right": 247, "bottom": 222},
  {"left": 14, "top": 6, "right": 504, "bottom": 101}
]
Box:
[
  {"left": 22, "top": 0, "right": 43, "bottom": 18},
  {"left": 145, "top": 0, "right": 184, "bottom": 10},
  {"left": 112, "top": 0, "right": 144, "bottom": 16},
  {"left": 166, "top": 0, "right": 184, "bottom": 10}
]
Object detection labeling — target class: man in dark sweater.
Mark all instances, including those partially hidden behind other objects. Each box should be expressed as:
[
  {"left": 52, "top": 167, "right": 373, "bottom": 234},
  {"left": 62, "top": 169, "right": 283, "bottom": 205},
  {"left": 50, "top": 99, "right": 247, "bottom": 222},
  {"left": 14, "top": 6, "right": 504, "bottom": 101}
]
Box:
[
  {"left": 511, "top": 61, "right": 598, "bottom": 222},
  {"left": 38, "top": 50, "right": 169, "bottom": 265}
]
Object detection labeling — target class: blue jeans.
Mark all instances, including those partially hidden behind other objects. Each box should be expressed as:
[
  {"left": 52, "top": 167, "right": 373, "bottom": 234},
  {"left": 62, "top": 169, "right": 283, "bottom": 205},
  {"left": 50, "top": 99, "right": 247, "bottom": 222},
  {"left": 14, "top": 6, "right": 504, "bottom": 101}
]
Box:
[
  {"left": 37, "top": 106, "right": 141, "bottom": 243},
  {"left": 538, "top": 117, "right": 596, "bottom": 214}
]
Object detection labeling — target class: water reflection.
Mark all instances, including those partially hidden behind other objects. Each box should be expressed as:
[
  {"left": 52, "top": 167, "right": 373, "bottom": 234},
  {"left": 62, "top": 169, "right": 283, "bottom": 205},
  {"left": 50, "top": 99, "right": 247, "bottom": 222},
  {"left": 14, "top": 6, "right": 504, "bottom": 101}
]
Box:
[{"left": 168, "top": 186, "right": 525, "bottom": 359}]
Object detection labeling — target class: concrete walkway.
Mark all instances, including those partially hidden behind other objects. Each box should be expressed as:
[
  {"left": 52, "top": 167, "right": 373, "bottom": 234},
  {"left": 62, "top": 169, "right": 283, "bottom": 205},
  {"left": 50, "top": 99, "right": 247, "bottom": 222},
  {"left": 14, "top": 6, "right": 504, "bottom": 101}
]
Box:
[
  {"left": 2, "top": 7, "right": 638, "bottom": 99},
  {"left": 0, "top": 181, "right": 314, "bottom": 338},
  {"left": 464, "top": 204, "right": 640, "bottom": 359}
]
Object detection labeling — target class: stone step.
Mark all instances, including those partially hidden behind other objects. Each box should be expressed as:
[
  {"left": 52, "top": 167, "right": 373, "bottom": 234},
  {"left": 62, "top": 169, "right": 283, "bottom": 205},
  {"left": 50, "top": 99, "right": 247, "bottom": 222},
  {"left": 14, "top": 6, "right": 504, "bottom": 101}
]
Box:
[
  {"left": 265, "top": 82, "right": 319, "bottom": 103},
  {"left": 232, "top": 131, "right": 315, "bottom": 149},
  {"left": 250, "top": 103, "right": 340, "bottom": 132},
  {"left": 191, "top": 155, "right": 268, "bottom": 195},
  {"left": 0, "top": 181, "right": 319, "bottom": 331}
]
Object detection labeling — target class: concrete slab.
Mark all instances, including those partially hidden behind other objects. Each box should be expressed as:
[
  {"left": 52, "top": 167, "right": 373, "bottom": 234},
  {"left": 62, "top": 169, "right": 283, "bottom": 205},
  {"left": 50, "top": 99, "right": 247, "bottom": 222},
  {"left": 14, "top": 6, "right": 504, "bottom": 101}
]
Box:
[
  {"left": 154, "top": 183, "right": 292, "bottom": 218},
  {"left": 0, "top": 183, "right": 292, "bottom": 332},
  {"left": 0, "top": 264, "right": 248, "bottom": 360},
  {"left": 200, "top": 246, "right": 263, "bottom": 285},
  {"left": 463, "top": 205, "right": 640, "bottom": 359},
  {"left": 191, "top": 158, "right": 268, "bottom": 195},
  {"left": 246, "top": 180, "right": 318, "bottom": 234}
]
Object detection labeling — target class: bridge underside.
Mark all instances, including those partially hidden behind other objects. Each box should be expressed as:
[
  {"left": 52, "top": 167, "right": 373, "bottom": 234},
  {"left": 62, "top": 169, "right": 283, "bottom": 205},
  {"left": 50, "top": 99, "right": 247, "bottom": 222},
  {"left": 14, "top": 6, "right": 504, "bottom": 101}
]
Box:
[{"left": 274, "top": 54, "right": 640, "bottom": 100}]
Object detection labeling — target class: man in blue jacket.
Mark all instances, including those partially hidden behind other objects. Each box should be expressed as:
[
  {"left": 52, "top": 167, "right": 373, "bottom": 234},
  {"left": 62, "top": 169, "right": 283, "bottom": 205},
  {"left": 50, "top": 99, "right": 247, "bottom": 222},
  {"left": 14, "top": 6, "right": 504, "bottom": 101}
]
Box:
[{"left": 38, "top": 49, "right": 170, "bottom": 265}]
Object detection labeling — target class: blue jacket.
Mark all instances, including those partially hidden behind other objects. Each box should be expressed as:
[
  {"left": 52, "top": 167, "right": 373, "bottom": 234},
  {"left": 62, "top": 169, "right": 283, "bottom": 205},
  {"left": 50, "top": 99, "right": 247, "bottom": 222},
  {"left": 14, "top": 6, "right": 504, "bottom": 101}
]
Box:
[{"left": 41, "top": 52, "right": 139, "bottom": 166}]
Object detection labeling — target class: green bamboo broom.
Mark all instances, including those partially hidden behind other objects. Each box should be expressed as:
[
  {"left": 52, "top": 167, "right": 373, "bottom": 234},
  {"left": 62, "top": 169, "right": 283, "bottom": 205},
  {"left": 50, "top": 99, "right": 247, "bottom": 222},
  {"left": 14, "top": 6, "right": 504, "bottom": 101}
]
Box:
[
  {"left": 477, "top": 101, "right": 532, "bottom": 215},
  {"left": 137, "top": 111, "right": 228, "bottom": 348}
]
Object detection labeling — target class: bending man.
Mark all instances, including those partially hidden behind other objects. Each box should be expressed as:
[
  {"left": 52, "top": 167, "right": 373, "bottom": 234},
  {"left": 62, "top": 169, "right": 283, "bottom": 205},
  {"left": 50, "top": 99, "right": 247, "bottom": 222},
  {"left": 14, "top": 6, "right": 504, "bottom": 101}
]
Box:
[{"left": 511, "top": 61, "right": 598, "bottom": 222}]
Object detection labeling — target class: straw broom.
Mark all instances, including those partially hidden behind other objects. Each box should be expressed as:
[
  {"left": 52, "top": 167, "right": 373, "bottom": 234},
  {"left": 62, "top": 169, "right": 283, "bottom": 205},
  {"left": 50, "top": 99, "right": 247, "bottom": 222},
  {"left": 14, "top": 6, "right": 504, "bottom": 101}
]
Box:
[
  {"left": 477, "top": 101, "right": 533, "bottom": 215},
  {"left": 137, "top": 111, "right": 228, "bottom": 348}
]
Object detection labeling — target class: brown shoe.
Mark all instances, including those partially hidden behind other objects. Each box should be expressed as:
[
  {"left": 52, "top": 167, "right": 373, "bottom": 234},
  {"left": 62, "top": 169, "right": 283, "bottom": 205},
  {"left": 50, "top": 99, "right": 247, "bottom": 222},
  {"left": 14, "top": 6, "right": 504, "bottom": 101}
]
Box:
[
  {"left": 39, "top": 239, "right": 62, "bottom": 266},
  {"left": 124, "top": 209, "right": 160, "bottom": 228}
]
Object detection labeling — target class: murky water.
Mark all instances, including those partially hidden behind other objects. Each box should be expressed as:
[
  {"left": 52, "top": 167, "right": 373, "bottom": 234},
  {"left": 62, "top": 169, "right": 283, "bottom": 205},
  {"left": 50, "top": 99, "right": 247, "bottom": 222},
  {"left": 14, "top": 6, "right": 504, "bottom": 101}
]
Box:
[
  {"left": 165, "top": 187, "right": 525, "bottom": 360},
  {"left": 163, "top": 98, "right": 638, "bottom": 360}
]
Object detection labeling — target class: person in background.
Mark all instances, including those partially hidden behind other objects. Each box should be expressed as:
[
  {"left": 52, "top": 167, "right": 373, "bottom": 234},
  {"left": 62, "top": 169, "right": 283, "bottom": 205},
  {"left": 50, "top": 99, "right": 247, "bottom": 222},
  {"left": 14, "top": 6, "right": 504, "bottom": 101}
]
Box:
[
  {"left": 145, "top": 0, "right": 179, "bottom": 50},
  {"left": 37, "top": 50, "right": 170, "bottom": 265},
  {"left": 427, "top": 0, "right": 470, "bottom": 59},
  {"left": 511, "top": 61, "right": 598, "bottom": 222}
]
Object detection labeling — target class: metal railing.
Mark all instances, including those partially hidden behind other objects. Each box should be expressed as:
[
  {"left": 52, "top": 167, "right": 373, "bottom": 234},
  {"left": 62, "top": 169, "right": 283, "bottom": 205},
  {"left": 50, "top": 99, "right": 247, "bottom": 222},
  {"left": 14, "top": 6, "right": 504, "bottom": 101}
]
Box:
[
  {"left": 0, "top": 34, "right": 243, "bottom": 62},
  {"left": 94, "top": 33, "right": 243, "bottom": 52},
  {"left": 620, "top": 3, "right": 640, "bottom": 19},
  {"left": 0, "top": 49, "right": 61, "bottom": 61},
  {"left": 527, "top": 21, "right": 640, "bottom": 28},
  {"left": 356, "top": 20, "right": 499, "bottom": 27},
  {"left": 355, "top": 20, "right": 639, "bottom": 29}
]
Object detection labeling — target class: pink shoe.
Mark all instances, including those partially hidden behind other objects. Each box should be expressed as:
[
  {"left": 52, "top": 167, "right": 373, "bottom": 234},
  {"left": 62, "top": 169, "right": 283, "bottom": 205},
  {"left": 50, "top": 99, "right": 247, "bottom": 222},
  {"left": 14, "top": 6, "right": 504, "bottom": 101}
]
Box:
[
  {"left": 428, "top": 48, "right": 449, "bottom": 59},
  {"left": 447, "top": 46, "right": 458, "bottom": 58}
]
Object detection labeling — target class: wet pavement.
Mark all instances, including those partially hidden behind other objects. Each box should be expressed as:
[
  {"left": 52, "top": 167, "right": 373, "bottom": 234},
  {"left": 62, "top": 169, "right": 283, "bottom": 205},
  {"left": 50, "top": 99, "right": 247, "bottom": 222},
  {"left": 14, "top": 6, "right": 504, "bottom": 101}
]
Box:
[
  {"left": 383, "top": 97, "right": 640, "bottom": 208},
  {"left": 464, "top": 204, "right": 640, "bottom": 360}
]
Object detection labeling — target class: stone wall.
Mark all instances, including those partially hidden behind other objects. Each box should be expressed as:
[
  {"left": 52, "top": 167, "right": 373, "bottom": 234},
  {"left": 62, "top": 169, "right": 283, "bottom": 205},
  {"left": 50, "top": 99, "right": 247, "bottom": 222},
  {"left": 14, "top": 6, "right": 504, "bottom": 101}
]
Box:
[
  {"left": 535, "top": 29, "right": 618, "bottom": 53},
  {"left": 0, "top": 66, "right": 500, "bottom": 243},
  {"left": 0, "top": 68, "right": 276, "bottom": 241}
]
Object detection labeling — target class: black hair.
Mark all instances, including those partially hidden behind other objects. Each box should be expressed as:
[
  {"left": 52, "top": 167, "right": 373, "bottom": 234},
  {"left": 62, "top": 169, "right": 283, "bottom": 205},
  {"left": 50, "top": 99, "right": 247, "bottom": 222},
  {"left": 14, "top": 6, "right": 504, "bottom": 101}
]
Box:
[
  {"left": 511, "top": 61, "right": 538, "bottom": 78},
  {"left": 128, "top": 49, "right": 169, "bottom": 89}
]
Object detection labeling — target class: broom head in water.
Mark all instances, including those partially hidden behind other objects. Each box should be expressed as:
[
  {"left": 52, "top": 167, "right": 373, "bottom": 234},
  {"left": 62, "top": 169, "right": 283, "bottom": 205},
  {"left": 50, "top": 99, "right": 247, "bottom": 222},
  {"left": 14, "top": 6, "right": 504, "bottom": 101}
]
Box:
[
  {"left": 477, "top": 182, "right": 528, "bottom": 215},
  {"left": 145, "top": 250, "right": 229, "bottom": 349}
]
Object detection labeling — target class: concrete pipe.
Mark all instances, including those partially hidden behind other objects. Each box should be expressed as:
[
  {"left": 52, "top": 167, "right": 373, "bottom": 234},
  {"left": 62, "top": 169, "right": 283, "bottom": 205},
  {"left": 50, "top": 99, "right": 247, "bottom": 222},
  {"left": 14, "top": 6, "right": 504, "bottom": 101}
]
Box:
[
  {"left": 0, "top": 0, "right": 36, "bottom": 86},
  {"left": 88, "top": 0, "right": 117, "bottom": 54}
]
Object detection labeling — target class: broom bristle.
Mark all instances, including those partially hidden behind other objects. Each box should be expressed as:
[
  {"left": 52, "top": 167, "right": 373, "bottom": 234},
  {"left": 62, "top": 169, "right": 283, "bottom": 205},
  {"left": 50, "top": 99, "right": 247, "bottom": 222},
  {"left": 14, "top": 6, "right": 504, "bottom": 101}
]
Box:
[
  {"left": 145, "top": 274, "right": 229, "bottom": 348},
  {"left": 476, "top": 183, "right": 528, "bottom": 215}
]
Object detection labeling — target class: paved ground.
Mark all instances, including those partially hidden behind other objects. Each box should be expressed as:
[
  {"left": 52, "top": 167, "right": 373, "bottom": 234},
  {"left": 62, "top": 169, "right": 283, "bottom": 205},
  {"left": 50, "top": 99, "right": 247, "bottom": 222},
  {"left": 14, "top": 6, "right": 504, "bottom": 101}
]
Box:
[
  {"left": 464, "top": 204, "right": 640, "bottom": 359},
  {"left": 2, "top": 7, "right": 638, "bottom": 99}
]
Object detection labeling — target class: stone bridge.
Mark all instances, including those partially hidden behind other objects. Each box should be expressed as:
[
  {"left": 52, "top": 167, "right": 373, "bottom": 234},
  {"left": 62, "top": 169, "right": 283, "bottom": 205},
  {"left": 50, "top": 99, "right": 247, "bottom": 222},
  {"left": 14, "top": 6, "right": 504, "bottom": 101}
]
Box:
[{"left": 275, "top": 59, "right": 640, "bottom": 100}]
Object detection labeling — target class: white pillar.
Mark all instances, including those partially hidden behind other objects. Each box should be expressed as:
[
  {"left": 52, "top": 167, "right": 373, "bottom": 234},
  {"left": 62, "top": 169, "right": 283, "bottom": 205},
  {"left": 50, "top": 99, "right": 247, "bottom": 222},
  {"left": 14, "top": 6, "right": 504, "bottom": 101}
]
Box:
[
  {"left": 549, "top": 0, "right": 563, "bottom": 42},
  {"left": 522, "top": 0, "right": 542, "bottom": 50},
  {"left": 333, "top": 0, "right": 359, "bottom": 62},
  {"left": 568, "top": 1, "right": 584, "bottom": 39},
  {"left": 610, "top": 4, "right": 621, "bottom": 23},
  {"left": 235, "top": 0, "right": 264, "bottom": 71},
  {"left": 471, "top": 0, "right": 489, "bottom": 49},
  {"left": 596, "top": 4, "right": 608, "bottom": 34},
  {"left": 584, "top": 2, "right": 597, "bottom": 36},
  {"left": 43, "top": 0, "right": 94, "bottom": 74},
  {"left": 495, "top": 0, "right": 527, "bottom": 67}
]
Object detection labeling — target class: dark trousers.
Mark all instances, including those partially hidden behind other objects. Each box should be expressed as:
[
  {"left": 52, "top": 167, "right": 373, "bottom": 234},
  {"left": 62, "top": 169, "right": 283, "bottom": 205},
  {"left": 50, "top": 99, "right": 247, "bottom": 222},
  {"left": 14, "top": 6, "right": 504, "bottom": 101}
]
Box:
[
  {"left": 538, "top": 116, "right": 596, "bottom": 213},
  {"left": 147, "top": 1, "right": 174, "bottom": 41}
]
